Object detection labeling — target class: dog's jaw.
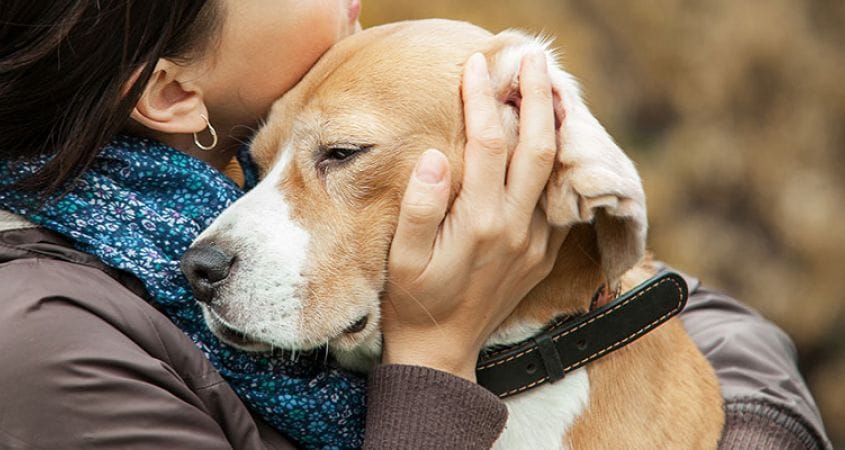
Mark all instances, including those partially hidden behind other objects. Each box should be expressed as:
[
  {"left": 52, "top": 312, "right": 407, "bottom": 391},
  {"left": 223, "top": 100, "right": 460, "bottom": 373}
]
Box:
[{"left": 331, "top": 331, "right": 383, "bottom": 373}]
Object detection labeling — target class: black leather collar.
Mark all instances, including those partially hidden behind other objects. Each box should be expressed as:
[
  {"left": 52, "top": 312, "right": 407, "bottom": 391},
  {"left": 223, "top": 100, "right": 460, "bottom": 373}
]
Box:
[{"left": 475, "top": 271, "right": 688, "bottom": 398}]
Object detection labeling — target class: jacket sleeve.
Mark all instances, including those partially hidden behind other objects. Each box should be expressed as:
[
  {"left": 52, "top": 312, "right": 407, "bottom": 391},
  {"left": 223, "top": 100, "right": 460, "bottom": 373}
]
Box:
[
  {"left": 364, "top": 365, "right": 508, "bottom": 449},
  {"left": 675, "top": 269, "right": 833, "bottom": 450}
]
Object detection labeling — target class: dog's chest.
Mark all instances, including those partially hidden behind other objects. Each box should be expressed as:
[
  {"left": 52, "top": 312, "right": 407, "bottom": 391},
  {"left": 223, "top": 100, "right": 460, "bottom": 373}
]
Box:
[{"left": 493, "top": 368, "right": 590, "bottom": 450}]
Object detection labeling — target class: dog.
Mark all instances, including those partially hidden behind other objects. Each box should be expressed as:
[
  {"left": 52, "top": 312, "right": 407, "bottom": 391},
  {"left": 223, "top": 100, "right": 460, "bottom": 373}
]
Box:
[{"left": 182, "top": 19, "right": 724, "bottom": 449}]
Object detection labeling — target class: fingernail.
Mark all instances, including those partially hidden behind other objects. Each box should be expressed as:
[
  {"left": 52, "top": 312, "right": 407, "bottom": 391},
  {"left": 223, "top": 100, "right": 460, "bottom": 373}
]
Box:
[{"left": 414, "top": 149, "right": 447, "bottom": 184}]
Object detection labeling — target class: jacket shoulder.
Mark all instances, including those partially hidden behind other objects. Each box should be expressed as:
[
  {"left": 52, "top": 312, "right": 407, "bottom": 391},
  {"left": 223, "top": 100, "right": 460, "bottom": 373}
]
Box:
[{"left": 0, "top": 257, "right": 281, "bottom": 449}]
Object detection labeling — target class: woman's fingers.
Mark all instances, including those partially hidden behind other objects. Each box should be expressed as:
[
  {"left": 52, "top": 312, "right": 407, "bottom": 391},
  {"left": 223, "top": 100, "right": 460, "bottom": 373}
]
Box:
[
  {"left": 389, "top": 149, "right": 452, "bottom": 278},
  {"left": 506, "top": 51, "right": 558, "bottom": 214},
  {"left": 461, "top": 52, "right": 508, "bottom": 203},
  {"left": 384, "top": 53, "right": 567, "bottom": 379}
]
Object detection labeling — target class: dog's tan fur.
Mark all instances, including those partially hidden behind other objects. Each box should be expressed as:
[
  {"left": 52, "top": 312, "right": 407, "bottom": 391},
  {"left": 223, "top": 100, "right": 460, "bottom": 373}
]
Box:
[
  {"left": 208, "top": 19, "right": 724, "bottom": 447},
  {"left": 565, "top": 260, "right": 724, "bottom": 449}
]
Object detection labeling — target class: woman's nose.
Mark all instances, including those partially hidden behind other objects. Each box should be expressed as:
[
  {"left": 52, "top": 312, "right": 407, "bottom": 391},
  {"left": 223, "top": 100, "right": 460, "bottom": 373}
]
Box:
[{"left": 180, "top": 244, "right": 235, "bottom": 304}]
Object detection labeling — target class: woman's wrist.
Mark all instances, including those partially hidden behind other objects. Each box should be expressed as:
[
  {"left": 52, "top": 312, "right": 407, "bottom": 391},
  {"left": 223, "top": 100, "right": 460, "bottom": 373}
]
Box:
[{"left": 382, "top": 333, "right": 480, "bottom": 382}]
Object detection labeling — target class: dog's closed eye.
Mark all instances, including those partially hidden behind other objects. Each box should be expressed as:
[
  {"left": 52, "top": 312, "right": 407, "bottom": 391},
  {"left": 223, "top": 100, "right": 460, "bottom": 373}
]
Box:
[{"left": 317, "top": 143, "right": 373, "bottom": 170}]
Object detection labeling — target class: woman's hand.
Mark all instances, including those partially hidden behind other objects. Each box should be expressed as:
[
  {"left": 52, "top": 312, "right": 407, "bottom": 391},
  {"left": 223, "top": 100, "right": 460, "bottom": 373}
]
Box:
[{"left": 381, "top": 51, "right": 568, "bottom": 381}]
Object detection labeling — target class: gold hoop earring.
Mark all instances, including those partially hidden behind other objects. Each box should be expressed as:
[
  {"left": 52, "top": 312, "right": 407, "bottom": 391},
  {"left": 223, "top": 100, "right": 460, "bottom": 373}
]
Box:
[{"left": 193, "top": 114, "right": 218, "bottom": 151}]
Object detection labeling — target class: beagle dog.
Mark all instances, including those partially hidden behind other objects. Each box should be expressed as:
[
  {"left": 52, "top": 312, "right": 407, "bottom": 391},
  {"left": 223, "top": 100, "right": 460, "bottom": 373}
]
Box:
[{"left": 183, "top": 19, "right": 724, "bottom": 449}]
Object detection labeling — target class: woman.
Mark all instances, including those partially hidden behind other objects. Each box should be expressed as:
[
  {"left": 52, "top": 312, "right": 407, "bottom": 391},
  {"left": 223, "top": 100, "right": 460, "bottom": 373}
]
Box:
[{"left": 0, "top": 1, "right": 830, "bottom": 449}]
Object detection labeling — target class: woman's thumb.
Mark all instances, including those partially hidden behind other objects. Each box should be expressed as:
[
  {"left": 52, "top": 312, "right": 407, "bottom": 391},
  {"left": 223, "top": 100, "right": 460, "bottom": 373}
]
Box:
[{"left": 389, "top": 149, "right": 451, "bottom": 272}]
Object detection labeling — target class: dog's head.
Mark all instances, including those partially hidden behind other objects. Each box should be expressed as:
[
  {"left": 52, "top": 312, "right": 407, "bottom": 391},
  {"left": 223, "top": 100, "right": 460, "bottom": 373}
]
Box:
[{"left": 181, "top": 20, "right": 646, "bottom": 365}]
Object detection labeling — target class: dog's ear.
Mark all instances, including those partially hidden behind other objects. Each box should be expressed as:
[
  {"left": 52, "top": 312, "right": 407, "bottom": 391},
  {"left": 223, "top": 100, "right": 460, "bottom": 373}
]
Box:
[{"left": 486, "top": 31, "right": 648, "bottom": 282}]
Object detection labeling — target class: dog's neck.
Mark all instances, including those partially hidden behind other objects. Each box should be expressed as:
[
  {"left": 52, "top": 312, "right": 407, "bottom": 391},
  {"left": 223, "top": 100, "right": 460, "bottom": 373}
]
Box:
[{"left": 484, "top": 225, "right": 609, "bottom": 349}]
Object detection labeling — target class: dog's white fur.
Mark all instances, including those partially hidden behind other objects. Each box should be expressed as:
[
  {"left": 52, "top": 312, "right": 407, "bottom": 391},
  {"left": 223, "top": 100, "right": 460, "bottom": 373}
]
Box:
[
  {"left": 494, "top": 368, "right": 590, "bottom": 450},
  {"left": 196, "top": 144, "right": 311, "bottom": 350},
  {"left": 193, "top": 20, "right": 723, "bottom": 449}
]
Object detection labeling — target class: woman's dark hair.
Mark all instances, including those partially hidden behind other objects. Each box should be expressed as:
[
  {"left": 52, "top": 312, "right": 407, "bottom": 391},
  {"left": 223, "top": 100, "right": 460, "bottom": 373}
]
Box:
[{"left": 0, "top": 1, "right": 222, "bottom": 195}]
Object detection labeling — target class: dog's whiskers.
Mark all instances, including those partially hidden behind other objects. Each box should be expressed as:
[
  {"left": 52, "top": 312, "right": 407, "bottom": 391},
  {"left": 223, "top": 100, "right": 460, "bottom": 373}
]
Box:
[{"left": 229, "top": 124, "right": 260, "bottom": 145}]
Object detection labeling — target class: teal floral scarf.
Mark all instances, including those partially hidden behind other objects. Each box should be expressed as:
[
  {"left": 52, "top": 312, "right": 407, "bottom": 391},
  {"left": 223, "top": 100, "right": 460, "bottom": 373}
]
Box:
[{"left": 0, "top": 134, "right": 367, "bottom": 449}]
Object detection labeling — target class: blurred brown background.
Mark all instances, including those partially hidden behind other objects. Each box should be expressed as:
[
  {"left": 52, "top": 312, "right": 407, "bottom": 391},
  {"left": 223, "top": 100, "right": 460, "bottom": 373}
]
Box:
[{"left": 362, "top": 0, "right": 844, "bottom": 445}]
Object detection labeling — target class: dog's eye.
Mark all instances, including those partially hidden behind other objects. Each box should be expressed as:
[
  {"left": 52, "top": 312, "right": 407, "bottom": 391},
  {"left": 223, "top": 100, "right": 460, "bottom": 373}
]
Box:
[
  {"left": 326, "top": 146, "right": 360, "bottom": 161},
  {"left": 318, "top": 144, "right": 372, "bottom": 168}
]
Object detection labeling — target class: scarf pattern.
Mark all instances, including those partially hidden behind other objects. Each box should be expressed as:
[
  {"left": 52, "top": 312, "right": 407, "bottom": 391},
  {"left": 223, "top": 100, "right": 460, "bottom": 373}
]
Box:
[{"left": 0, "top": 135, "right": 366, "bottom": 449}]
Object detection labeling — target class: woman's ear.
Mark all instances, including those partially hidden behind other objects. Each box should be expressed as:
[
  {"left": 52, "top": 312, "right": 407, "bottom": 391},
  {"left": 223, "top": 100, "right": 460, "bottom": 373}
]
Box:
[{"left": 129, "top": 59, "right": 208, "bottom": 135}]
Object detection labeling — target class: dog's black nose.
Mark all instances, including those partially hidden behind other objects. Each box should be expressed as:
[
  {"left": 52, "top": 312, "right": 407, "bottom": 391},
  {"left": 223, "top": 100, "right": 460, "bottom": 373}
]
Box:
[{"left": 181, "top": 244, "right": 235, "bottom": 304}]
